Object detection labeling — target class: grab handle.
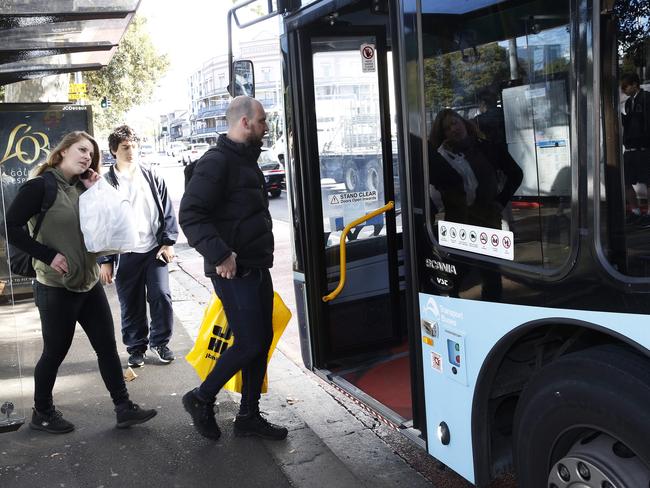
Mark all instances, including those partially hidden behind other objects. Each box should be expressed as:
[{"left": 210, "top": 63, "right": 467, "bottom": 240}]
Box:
[{"left": 322, "top": 201, "right": 395, "bottom": 302}]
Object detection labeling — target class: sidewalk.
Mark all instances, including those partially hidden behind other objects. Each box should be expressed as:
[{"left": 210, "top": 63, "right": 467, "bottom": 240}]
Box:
[{"left": 0, "top": 220, "right": 436, "bottom": 488}]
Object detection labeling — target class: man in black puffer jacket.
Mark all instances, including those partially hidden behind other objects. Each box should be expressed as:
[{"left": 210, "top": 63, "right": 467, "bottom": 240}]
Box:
[{"left": 179, "top": 96, "right": 287, "bottom": 442}]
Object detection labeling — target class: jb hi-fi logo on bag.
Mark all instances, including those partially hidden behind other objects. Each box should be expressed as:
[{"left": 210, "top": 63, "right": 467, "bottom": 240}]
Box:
[{"left": 205, "top": 324, "right": 233, "bottom": 360}]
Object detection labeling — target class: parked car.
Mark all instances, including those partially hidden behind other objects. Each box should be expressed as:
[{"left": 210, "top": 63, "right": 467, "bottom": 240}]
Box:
[
  {"left": 167, "top": 141, "right": 187, "bottom": 158},
  {"left": 258, "top": 148, "right": 285, "bottom": 198},
  {"left": 180, "top": 143, "right": 210, "bottom": 165},
  {"left": 100, "top": 149, "right": 114, "bottom": 166}
]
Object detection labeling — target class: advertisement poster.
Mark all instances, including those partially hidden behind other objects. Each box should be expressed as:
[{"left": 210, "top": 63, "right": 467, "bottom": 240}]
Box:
[{"left": 0, "top": 104, "right": 92, "bottom": 300}]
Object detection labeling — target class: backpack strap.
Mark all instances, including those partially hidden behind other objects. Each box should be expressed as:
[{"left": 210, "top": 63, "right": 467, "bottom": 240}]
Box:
[{"left": 31, "top": 171, "right": 58, "bottom": 239}]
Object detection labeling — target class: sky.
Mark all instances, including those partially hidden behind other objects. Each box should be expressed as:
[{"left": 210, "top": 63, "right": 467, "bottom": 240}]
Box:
[{"left": 127, "top": 0, "right": 279, "bottom": 128}]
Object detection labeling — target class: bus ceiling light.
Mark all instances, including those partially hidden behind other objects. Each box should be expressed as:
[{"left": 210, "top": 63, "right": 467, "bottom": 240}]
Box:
[{"left": 437, "top": 421, "right": 450, "bottom": 445}]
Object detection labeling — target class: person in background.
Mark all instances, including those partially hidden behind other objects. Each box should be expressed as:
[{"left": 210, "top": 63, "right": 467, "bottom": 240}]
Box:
[
  {"left": 6, "top": 131, "right": 157, "bottom": 433},
  {"left": 620, "top": 73, "right": 650, "bottom": 223},
  {"left": 474, "top": 90, "right": 506, "bottom": 146},
  {"left": 430, "top": 109, "right": 522, "bottom": 229},
  {"left": 179, "top": 96, "right": 287, "bottom": 442},
  {"left": 98, "top": 125, "right": 178, "bottom": 368}
]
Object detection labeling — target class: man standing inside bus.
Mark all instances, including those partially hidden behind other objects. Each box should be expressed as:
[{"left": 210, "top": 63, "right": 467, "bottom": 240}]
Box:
[
  {"left": 621, "top": 73, "right": 650, "bottom": 223},
  {"left": 178, "top": 96, "right": 287, "bottom": 441}
]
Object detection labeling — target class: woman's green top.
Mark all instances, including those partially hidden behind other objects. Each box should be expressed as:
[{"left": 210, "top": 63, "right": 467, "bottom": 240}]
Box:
[{"left": 31, "top": 167, "right": 100, "bottom": 292}]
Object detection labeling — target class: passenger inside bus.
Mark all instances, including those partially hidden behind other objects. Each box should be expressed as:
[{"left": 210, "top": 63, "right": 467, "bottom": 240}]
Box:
[
  {"left": 474, "top": 90, "right": 506, "bottom": 147},
  {"left": 428, "top": 109, "right": 522, "bottom": 299},
  {"left": 620, "top": 72, "right": 650, "bottom": 225},
  {"left": 429, "top": 109, "right": 522, "bottom": 231}
]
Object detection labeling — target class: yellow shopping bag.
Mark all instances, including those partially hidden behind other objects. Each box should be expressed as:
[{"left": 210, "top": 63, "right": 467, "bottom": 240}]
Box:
[{"left": 185, "top": 291, "right": 292, "bottom": 393}]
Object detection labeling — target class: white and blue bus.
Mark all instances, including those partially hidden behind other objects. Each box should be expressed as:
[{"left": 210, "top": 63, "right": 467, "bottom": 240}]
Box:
[{"left": 227, "top": 0, "right": 650, "bottom": 486}]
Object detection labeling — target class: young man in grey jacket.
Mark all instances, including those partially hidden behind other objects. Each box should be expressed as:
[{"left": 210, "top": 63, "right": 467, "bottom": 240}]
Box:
[{"left": 99, "top": 125, "right": 178, "bottom": 368}]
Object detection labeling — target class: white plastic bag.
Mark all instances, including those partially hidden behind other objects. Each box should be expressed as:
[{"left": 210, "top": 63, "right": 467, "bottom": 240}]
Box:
[{"left": 79, "top": 177, "right": 137, "bottom": 253}]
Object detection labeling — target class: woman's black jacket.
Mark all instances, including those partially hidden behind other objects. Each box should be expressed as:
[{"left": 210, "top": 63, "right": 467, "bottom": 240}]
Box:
[{"left": 179, "top": 134, "right": 273, "bottom": 276}]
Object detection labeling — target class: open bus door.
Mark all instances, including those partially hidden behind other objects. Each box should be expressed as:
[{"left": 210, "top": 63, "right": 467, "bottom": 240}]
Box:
[
  {"left": 228, "top": 0, "right": 424, "bottom": 439},
  {"left": 298, "top": 29, "right": 410, "bottom": 427}
]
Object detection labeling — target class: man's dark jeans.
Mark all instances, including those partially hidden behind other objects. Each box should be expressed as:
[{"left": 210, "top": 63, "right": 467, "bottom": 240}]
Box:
[
  {"left": 198, "top": 267, "right": 273, "bottom": 416},
  {"left": 33, "top": 282, "right": 129, "bottom": 413},
  {"left": 115, "top": 247, "right": 173, "bottom": 354}
]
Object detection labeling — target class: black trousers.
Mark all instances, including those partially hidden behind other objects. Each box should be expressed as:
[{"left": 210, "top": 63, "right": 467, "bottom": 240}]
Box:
[
  {"left": 198, "top": 268, "right": 274, "bottom": 416},
  {"left": 115, "top": 247, "right": 174, "bottom": 354},
  {"left": 33, "top": 281, "right": 129, "bottom": 413}
]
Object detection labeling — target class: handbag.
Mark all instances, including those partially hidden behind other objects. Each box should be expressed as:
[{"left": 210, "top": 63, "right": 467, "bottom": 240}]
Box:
[
  {"left": 78, "top": 178, "right": 137, "bottom": 253},
  {"left": 185, "top": 291, "right": 292, "bottom": 393}
]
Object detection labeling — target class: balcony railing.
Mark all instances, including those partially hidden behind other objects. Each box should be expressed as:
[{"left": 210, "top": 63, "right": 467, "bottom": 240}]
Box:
[
  {"left": 197, "top": 103, "right": 228, "bottom": 119},
  {"left": 193, "top": 124, "right": 228, "bottom": 135}
]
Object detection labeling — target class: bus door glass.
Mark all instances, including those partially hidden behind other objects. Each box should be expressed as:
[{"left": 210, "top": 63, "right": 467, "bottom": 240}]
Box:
[
  {"left": 0, "top": 165, "right": 27, "bottom": 434},
  {"left": 422, "top": 0, "right": 573, "bottom": 301},
  {"left": 310, "top": 33, "right": 409, "bottom": 422},
  {"left": 599, "top": 1, "right": 650, "bottom": 278}
]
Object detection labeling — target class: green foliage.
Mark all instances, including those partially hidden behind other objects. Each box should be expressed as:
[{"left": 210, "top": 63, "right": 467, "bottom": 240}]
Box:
[
  {"left": 424, "top": 43, "right": 510, "bottom": 112},
  {"left": 83, "top": 15, "right": 169, "bottom": 133},
  {"left": 615, "top": 0, "right": 650, "bottom": 69}
]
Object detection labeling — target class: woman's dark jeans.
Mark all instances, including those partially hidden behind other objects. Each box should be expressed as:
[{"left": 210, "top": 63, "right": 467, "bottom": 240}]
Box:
[
  {"left": 33, "top": 281, "right": 129, "bottom": 413},
  {"left": 198, "top": 267, "right": 274, "bottom": 416}
]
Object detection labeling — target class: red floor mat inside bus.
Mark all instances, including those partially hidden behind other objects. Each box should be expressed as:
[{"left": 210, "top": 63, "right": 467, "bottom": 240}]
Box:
[{"left": 339, "top": 352, "right": 412, "bottom": 420}]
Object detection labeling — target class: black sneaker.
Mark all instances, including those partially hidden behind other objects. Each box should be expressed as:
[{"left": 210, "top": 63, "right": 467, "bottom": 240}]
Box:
[
  {"left": 127, "top": 351, "right": 145, "bottom": 368},
  {"left": 234, "top": 412, "right": 288, "bottom": 440},
  {"left": 150, "top": 345, "right": 175, "bottom": 364},
  {"left": 182, "top": 390, "right": 221, "bottom": 440},
  {"left": 115, "top": 401, "right": 157, "bottom": 428},
  {"left": 29, "top": 408, "right": 75, "bottom": 434}
]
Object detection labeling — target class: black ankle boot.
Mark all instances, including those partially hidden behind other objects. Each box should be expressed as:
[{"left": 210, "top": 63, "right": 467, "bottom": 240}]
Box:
[
  {"left": 182, "top": 390, "right": 221, "bottom": 440},
  {"left": 234, "top": 412, "right": 288, "bottom": 440}
]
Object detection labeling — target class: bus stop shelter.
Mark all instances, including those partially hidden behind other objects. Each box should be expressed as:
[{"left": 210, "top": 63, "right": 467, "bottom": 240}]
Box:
[{"left": 0, "top": 0, "right": 141, "bottom": 434}]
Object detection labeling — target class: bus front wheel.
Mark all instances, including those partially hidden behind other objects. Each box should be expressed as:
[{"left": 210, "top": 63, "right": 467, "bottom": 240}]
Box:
[{"left": 513, "top": 345, "right": 650, "bottom": 488}]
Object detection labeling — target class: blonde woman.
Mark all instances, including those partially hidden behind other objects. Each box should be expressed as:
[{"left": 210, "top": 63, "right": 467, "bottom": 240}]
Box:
[{"left": 6, "top": 131, "right": 157, "bottom": 434}]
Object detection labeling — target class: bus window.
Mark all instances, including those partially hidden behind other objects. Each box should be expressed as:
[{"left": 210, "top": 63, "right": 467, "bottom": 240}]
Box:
[
  {"left": 422, "top": 0, "right": 572, "bottom": 270},
  {"left": 600, "top": 1, "right": 650, "bottom": 278},
  {"left": 313, "top": 45, "right": 401, "bottom": 247}
]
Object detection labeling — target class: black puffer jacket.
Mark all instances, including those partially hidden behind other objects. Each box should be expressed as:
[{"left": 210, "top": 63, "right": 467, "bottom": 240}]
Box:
[{"left": 179, "top": 134, "right": 273, "bottom": 276}]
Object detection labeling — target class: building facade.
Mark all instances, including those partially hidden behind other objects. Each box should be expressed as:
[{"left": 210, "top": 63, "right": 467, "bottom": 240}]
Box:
[{"left": 187, "top": 30, "right": 282, "bottom": 146}]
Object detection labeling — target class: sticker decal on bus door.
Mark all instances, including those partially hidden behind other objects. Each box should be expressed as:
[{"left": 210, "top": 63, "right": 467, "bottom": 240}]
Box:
[{"left": 437, "top": 220, "right": 514, "bottom": 261}]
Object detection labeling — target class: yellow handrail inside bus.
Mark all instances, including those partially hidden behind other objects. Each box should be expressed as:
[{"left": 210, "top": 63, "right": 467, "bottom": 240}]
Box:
[{"left": 322, "top": 201, "right": 395, "bottom": 303}]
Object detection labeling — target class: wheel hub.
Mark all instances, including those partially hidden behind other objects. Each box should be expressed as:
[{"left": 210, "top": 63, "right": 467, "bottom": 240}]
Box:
[{"left": 548, "top": 432, "right": 650, "bottom": 488}]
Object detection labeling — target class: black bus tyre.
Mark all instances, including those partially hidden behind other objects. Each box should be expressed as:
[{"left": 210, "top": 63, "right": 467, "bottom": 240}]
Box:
[
  {"left": 270, "top": 189, "right": 281, "bottom": 198},
  {"left": 513, "top": 345, "right": 650, "bottom": 488},
  {"left": 344, "top": 161, "right": 360, "bottom": 191},
  {"left": 366, "top": 160, "right": 381, "bottom": 192}
]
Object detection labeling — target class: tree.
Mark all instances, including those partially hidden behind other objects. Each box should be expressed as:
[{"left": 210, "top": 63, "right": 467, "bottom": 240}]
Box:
[
  {"left": 83, "top": 15, "right": 169, "bottom": 133},
  {"left": 615, "top": 0, "right": 650, "bottom": 69},
  {"left": 424, "top": 43, "right": 511, "bottom": 112}
]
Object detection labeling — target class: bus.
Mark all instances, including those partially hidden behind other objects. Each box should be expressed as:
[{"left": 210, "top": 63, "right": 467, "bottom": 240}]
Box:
[{"left": 227, "top": 0, "right": 650, "bottom": 486}]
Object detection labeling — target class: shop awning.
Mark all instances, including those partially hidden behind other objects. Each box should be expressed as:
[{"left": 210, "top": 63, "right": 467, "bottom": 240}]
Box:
[{"left": 0, "top": 0, "right": 141, "bottom": 85}]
